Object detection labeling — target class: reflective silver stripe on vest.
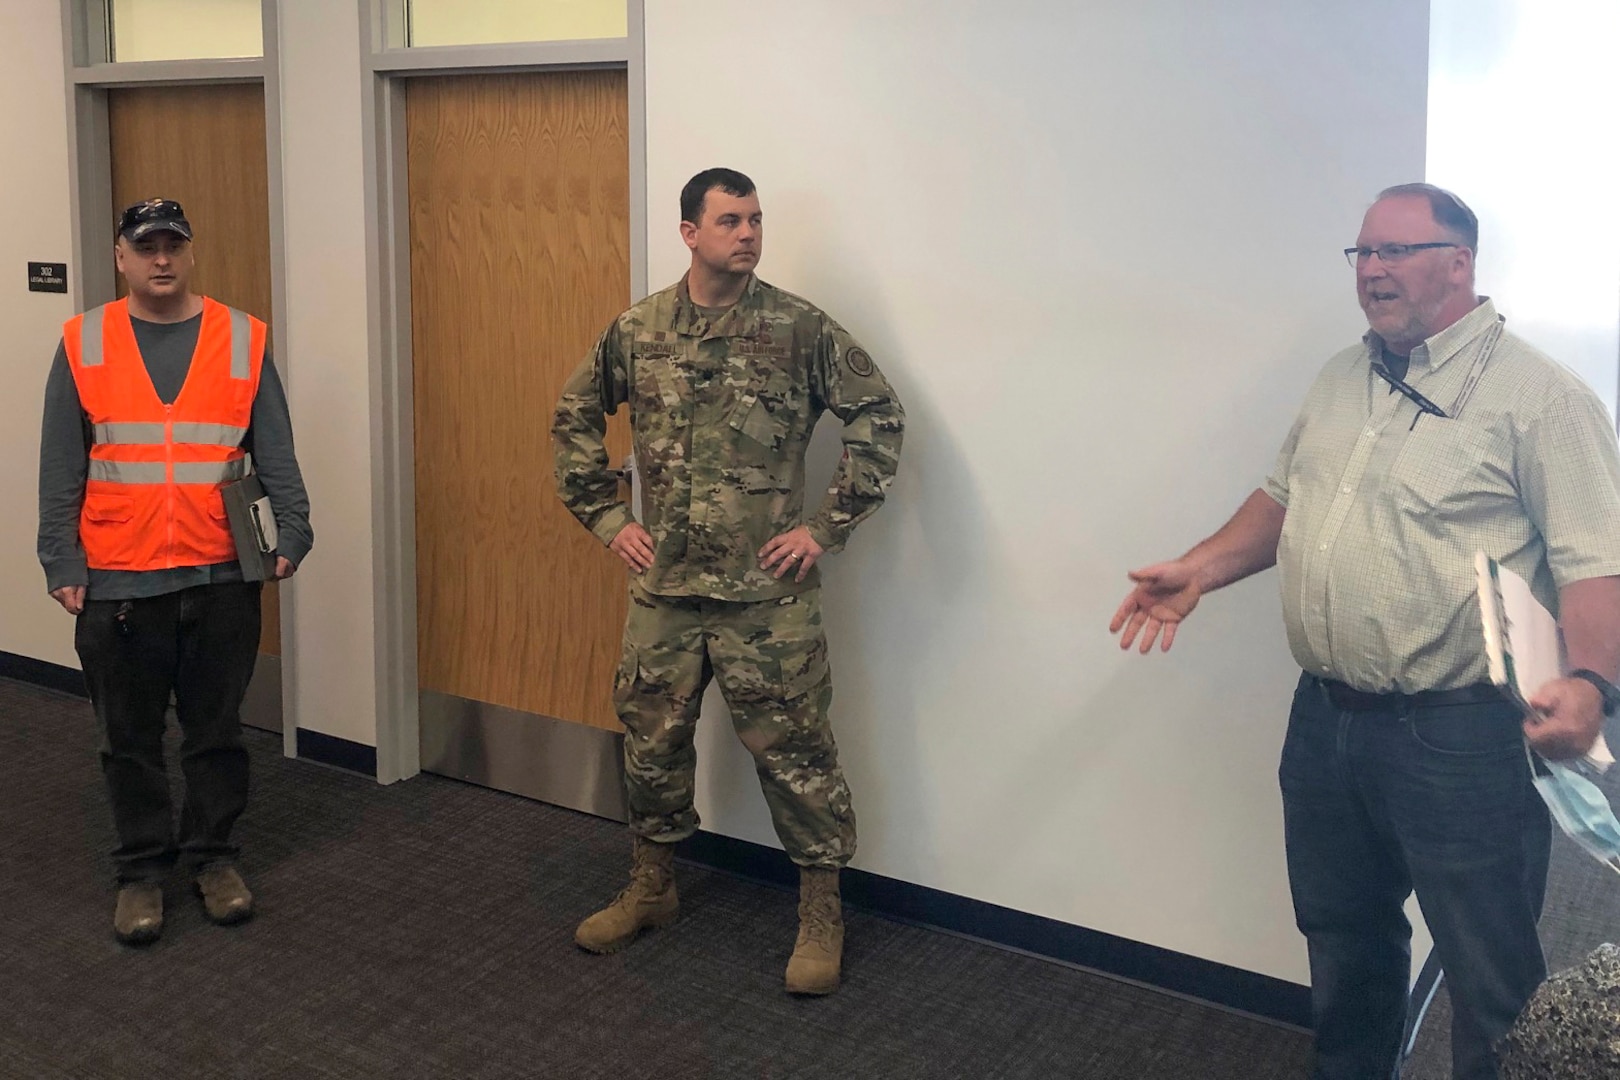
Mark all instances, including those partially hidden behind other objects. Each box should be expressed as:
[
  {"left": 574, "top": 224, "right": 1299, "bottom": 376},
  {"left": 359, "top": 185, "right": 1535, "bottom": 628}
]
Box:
[
  {"left": 88, "top": 458, "right": 247, "bottom": 484},
  {"left": 92, "top": 422, "right": 166, "bottom": 445},
  {"left": 229, "top": 306, "right": 251, "bottom": 379},
  {"left": 80, "top": 305, "right": 107, "bottom": 368},
  {"left": 88, "top": 460, "right": 166, "bottom": 484},
  {"left": 172, "top": 422, "right": 247, "bottom": 447},
  {"left": 175, "top": 459, "right": 247, "bottom": 484},
  {"left": 91, "top": 422, "right": 247, "bottom": 447}
]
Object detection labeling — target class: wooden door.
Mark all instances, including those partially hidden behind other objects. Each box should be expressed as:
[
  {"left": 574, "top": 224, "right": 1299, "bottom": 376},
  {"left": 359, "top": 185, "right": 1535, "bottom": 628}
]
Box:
[
  {"left": 407, "top": 70, "right": 631, "bottom": 732},
  {"left": 107, "top": 83, "right": 282, "bottom": 685}
]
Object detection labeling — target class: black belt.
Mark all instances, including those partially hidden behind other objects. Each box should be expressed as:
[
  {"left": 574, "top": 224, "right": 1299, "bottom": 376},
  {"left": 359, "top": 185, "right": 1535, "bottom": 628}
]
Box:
[{"left": 1315, "top": 676, "right": 1506, "bottom": 712}]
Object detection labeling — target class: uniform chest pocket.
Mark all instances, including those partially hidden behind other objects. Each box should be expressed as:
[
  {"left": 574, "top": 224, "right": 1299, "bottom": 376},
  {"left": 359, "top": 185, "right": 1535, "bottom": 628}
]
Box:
[
  {"left": 729, "top": 364, "right": 800, "bottom": 451},
  {"left": 632, "top": 354, "right": 685, "bottom": 413},
  {"left": 1389, "top": 420, "right": 1511, "bottom": 516}
]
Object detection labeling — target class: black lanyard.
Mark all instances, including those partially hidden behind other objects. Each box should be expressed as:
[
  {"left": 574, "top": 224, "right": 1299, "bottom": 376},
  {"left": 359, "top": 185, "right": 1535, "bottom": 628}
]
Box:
[{"left": 1374, "top": 315, "right": 1505, "bottom": 430}]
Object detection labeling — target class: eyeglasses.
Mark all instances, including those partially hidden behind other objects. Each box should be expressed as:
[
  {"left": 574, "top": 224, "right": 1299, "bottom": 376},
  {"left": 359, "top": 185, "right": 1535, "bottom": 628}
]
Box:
[
  {"left": 1373, "top": 363, "right": 1449, "bottom": 429},
  {"left": 1343, "top": 242, "right": 1459, "bottom": 268}
]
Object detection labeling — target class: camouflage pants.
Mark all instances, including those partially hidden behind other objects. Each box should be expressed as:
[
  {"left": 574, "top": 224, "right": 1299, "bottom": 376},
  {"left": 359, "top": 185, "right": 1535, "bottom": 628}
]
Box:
[{"left": 614, "top": 581, "right": 856, "bottom": 868}]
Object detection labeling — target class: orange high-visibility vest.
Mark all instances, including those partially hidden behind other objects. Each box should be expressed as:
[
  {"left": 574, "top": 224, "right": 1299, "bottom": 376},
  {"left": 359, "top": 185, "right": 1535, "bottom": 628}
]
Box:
[{"left": 62, "top": 297, "right": 265, "bottom": 572}]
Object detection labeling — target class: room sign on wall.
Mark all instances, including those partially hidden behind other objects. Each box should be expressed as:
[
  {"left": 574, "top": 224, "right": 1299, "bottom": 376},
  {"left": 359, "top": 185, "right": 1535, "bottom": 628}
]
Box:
[{"left": 27, "top": 261, "right": 67, "bottom": 293}]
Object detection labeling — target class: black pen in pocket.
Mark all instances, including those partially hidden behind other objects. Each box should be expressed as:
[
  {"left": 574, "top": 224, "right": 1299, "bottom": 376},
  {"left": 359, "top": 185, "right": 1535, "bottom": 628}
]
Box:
[{"left": 1374, "top": 364, "right": 1449, "bottom": 430}]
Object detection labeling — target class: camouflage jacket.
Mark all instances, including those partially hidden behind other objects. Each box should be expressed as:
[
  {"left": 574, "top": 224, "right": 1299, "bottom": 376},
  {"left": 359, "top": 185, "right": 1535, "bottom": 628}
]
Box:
[{"left": 552, "top": 274, "right": 905, "bottom": 601}]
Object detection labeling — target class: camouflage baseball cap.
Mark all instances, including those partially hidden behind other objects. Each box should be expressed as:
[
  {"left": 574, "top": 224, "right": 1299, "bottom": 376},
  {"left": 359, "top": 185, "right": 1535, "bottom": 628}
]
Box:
[{"left": 117, "top": 198, "right": 193, "bottom": 242}]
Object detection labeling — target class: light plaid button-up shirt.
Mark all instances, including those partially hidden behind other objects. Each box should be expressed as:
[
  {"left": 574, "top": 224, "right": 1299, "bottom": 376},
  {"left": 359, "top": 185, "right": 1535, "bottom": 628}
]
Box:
[{"left": 1266, "top": 299, "right": 1620, "bottom": 693}]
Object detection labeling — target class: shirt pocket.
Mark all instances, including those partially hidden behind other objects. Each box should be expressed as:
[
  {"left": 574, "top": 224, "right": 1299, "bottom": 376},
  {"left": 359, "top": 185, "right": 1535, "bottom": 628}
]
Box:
[
  {"left": 729, "top": 361, "right": 799, "bottom": 453},
  {"left": 632, "top": 352, "right": 685, "bottom": 414},
  {"left": 1389, "top": 420, "right": 1511, "bottom": 518},
  {"left": 630, "top": 353, "right": 690, "bottom": 481}
]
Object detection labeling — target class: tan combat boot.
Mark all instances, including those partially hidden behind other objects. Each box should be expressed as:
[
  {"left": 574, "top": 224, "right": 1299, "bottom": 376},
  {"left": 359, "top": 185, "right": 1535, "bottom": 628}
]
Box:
[
  {"left": 575, "top": 836, "right": 679, "bottom": 954},
  {"left": 784, "top": 866, "right": 843, "bottom": 995}
]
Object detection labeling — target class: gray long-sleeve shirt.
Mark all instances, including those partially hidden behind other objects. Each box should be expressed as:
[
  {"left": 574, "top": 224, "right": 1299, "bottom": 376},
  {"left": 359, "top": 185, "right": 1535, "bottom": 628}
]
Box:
[{"left": 37, "top": 311, "right": 313, "bottom": 600}]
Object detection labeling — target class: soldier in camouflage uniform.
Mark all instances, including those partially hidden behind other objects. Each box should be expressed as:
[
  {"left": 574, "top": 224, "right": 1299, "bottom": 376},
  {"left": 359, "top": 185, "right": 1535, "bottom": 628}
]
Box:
[{"left": 552, "top": 167, "right": 904, "bottom": 994}]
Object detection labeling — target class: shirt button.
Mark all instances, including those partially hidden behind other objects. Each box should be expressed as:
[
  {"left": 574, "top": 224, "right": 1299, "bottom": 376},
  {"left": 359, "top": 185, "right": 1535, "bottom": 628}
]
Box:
[
  {"left": 1364, "top": 429, "right": 1376, "bottom": 438},
  {"left": 1319, "top": 543, "right": 1328, "bottom": 551},
  {"left": 1341, "top": 485, "right": 1352, "bottom": 494}
]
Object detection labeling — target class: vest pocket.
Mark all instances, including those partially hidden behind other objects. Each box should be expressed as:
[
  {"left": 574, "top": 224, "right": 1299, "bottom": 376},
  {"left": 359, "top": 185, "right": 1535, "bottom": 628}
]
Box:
[
  {"left": 83, "top": 492, "right": 134, "bottom": 524},
  {"left": 81, "top": 492, "right": 138, "bottom": 568}
]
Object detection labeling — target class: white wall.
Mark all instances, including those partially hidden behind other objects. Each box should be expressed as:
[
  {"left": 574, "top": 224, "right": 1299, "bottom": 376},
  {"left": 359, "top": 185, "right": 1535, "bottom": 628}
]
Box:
[
  {"left": 650, "top": 0, "right": 1429, "bottom": 983},
  {"left": 1429, "top": 0, "right": 1620, "bottom": 415},
  {"left": 0, "top": 0, "right": 78, "bottom": 667},
  {"left": 276, "top": 0, "right": 381, "bottom": 746}
]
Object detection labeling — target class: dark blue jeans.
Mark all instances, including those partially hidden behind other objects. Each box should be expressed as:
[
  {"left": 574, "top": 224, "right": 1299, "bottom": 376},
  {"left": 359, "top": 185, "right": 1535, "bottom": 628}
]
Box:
[
  {"left": 1280, "top": 674, "right": 1550, "bottom": 1080},
  {"left": 75, "top": 582, "right": 262, "bottom": 885}
]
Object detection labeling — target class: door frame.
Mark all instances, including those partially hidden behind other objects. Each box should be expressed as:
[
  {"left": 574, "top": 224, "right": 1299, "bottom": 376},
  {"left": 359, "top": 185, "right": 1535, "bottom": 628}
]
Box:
[
  {"left": 358, "top": 1, "right": 648, "bottom": 786},
  {"left": 59, "top": 0, "right": 296, "bottom": 755}
]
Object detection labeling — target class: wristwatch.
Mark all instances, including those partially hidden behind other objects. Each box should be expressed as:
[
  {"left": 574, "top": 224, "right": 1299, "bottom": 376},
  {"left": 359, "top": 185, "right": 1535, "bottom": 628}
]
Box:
[{"left": 1567, "top": 669, "right": 1620, "bottom": 718}]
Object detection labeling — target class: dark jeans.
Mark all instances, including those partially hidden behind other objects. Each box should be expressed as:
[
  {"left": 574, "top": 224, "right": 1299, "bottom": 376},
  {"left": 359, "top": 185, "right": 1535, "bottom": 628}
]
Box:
[
  {"left": 1280, "top": 674, "right": 1550, "bottom": 1080},
  {"left": 75, "top": 581, "right": 262, "bottom": 885}
]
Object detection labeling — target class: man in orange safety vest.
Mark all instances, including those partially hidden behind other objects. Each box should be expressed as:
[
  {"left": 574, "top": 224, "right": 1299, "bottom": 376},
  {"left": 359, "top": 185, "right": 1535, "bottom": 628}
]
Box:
[{"left": 37, "top": 198, "right": 312, "bottom": 945}]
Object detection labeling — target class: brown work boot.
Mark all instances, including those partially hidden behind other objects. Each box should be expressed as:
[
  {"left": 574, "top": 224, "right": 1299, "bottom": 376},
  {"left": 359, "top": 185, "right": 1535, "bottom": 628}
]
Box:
[
  {"left": 113, "top": 883, "right": 164, "bottom": 945},
  {"left": 575, "top": 836, "right": 678, "bottom": 954},
  {"left": 195, "top": 866, "right": 255, "bottom": 925},
  {"left": 784, "top": 866, "right": 844, "bottom": 995}
]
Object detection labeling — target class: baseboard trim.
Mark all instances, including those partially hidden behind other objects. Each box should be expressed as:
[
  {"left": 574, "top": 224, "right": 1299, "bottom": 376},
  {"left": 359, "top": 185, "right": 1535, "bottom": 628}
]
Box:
[
  {"left": 678, "top": 830, "right": 1312, "bottom": 1030},
  {"left": 295, "top": 728, "right": 378, "bottom": 777},
  {"left": 0, "top": 651, "right": 87, "bottom": 698}
]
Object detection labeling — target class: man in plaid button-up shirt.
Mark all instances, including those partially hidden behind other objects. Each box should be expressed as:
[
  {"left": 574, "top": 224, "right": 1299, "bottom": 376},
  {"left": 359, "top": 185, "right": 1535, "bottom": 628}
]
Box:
[{"left": 1112, "top": 184, "right": 1620, "bottom": 1080}]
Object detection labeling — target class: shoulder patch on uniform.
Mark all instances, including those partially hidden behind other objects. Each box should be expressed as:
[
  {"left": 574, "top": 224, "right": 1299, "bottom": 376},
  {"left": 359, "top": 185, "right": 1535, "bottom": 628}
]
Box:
[{"left": 844, "top": 347, "right": 874, "bottom": 377}]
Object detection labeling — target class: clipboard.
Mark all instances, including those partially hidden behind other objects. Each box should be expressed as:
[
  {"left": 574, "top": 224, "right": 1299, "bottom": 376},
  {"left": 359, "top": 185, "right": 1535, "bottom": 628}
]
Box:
[{"left": 220, "top": 471, "right": 278, "bottom": 582}]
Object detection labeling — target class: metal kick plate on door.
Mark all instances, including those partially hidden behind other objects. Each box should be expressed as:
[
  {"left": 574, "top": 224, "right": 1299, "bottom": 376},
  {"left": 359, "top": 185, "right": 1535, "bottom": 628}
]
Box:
[{"left": 419, "top": 692, "right": 628, "bottom": 822}]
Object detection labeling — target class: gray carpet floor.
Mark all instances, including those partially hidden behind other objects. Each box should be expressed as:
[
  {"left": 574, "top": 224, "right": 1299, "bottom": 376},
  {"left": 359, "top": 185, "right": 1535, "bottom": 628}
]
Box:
[{"left": 0, "top": 675, "right": 1317, "bottom": 1079}]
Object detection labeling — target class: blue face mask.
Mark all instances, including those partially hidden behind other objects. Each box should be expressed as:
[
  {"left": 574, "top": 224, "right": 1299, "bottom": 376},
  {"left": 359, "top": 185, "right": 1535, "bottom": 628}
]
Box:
[{"left": 1528, "top": 745, "right": 1620, "bottom": 877}]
